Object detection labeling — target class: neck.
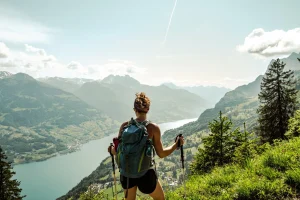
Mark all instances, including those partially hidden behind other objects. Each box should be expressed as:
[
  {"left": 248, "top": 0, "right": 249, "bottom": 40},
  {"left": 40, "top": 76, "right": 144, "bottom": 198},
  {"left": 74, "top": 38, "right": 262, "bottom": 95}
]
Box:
[{"left": 136, "top": 113, "right": 147, "bottom": 121}]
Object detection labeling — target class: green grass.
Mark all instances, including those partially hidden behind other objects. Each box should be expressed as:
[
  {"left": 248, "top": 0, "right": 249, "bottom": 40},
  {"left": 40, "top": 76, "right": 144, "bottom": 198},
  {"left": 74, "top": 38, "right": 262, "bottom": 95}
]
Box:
[{"left": 166, "top": 137, "right": 300, "bottom": 200}]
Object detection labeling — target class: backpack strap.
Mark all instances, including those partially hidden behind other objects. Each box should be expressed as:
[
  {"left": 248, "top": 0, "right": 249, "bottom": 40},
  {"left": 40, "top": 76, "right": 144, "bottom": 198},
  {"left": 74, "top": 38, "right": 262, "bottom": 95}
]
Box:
[{"left": 141, "top": 120, "right": 150, "bottom": 127}]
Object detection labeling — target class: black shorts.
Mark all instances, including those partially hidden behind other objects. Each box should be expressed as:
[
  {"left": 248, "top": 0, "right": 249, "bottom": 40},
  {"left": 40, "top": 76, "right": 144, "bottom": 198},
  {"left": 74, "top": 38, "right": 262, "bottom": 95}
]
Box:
[{"left": 120, "top": 169, "right": 157, "bottom": 194}]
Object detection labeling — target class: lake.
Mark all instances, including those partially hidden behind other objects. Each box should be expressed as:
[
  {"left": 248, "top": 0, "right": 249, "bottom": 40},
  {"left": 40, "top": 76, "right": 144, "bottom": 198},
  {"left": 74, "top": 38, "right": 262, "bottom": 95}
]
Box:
[{"left": 14, "top": 118, "right": 197, "bottom": 200}]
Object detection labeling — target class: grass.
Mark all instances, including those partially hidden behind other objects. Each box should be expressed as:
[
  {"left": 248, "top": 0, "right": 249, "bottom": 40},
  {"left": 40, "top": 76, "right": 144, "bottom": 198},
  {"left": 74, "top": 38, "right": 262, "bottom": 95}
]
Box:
[{"left": 166, "top": 137, "right": 300, "bottom": 200}]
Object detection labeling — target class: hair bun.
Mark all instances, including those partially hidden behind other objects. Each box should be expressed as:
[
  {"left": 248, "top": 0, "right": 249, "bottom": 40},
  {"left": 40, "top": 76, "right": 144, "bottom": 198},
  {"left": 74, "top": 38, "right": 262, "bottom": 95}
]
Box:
[{"left": 134, "top": 92, "right": 150, "bottom": 113}]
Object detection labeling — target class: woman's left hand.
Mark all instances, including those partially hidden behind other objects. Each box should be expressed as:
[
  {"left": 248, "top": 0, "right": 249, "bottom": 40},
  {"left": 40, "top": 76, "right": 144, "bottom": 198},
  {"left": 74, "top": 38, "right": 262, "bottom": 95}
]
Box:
[{"left": 108, "top": 145, "right": 116, "bottom": 155}]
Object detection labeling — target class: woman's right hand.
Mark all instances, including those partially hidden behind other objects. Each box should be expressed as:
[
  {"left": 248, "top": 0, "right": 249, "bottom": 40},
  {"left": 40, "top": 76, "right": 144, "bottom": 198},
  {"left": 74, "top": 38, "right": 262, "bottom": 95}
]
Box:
[{"left": 175, "top": 135, "right": 185, "bottom": 147}]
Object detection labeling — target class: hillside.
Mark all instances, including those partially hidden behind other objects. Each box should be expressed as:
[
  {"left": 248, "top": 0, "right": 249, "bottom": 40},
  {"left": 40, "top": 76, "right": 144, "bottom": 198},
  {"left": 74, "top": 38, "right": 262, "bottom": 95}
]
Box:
[
  {"left": 38, "top": 77, "right": 93, "bottom": 93},
  {"left": 75, "top": 75, "right": 210, "bottom": 123},
  {"left": 0, "top": 73, "right": 119, "bottom": 164},
  {"left": 167, "top": 136, "right": 300, "bottom": 199},
  {"left": 59, "top": 53, "right": 300, "bottom": 200}
]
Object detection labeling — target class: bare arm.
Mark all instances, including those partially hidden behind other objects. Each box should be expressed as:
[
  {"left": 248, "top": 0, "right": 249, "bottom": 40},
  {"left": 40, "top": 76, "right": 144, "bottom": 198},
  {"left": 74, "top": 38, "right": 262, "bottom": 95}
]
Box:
[{"left": 152, "top": 124, "right": 183, "bottom": 158}]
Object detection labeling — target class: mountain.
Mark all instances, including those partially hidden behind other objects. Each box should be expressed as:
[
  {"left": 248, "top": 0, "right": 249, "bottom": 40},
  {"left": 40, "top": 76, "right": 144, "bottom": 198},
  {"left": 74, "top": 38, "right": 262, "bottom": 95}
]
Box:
[
  {"left": 38, "top": 77, "right": 93, "bottom": 93},
  {"left": 162, "top": 82, "right": 230, "bottom": 105},
  {"left": 101, "top": 74, "right": 140, "bottom": 88},
  {"left": 60, "top": 53, "right": 300, "bottom": 200},
  {"left": 75, "top": 75, "right": 210, "bottom": 123},
  {"left": 0, "top": 73, "right": 118, "bottom": 164},
  {"left": 0, "top": 71, "right": 13, "bottom": 79}
]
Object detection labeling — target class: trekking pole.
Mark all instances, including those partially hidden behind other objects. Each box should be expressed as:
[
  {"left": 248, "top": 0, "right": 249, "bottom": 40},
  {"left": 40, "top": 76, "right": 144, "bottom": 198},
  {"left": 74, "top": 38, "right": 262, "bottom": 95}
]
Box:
[
  {"left": 109, "top": 143, "right": 118, "bottom": 200},
  {"left": 176, "top": 134, "right": 186, "bottom": 198}
]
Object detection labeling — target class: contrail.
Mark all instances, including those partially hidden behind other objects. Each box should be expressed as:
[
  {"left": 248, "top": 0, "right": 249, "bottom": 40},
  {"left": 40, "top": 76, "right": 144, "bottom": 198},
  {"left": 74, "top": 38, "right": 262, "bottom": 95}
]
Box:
[{"left": 163, "top": 0, "right": 178, "bottom": 45}]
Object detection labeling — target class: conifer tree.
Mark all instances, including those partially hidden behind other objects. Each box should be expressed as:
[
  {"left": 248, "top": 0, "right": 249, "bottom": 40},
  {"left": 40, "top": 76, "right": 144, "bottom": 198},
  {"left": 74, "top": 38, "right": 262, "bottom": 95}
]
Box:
[
  {"left": 233, "top": 123, "right": 260, "bottom": 166},
  {"left": 191, "top": 111, "right": 241, "bottom": 174},
  {"left": 257, "top": 59, "right": 298, "bottom": 143},
  {"left": 0, "top": 146, "right": 25, "bottom": 200}
]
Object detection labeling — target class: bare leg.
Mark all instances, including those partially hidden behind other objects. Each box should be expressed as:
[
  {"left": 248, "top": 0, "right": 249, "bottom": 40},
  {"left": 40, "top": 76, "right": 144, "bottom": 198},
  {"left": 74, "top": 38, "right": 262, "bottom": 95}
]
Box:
[
  {"left": 124, "top": 186, "right": 138, "bottom": 200},
  {"left": 149, "top": 180, "right": 165, "bottom": 200}
]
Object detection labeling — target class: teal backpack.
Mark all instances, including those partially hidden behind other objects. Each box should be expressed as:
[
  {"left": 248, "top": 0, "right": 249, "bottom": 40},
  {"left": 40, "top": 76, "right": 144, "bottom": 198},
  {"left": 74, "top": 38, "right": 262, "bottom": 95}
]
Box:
[{"left": 116, "top": 118, "right": 155, "bottom": 180}]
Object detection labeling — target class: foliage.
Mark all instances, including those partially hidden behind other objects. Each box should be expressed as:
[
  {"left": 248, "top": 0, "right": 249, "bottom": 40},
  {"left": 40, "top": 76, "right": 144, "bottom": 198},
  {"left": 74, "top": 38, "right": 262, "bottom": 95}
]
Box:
[
  {"left": 0, "top": 146, "right": 25, "bottom": 200},
  {"left": 166, "top": 136, "right": 300, "bottom": 200},
  {"left": 257, "top": 59, "right": 298, "bottom": 143},
  {"left": 285, "top": 110, "right": 300, "bottom": 138},
  {"left": 78, "top": 187, "right": 106, "bottom": 200},
  {"left": 190, "top": 111, "right": 243, "bottom": 174},
  {"left": 233, "top": 123, "right": 261, "bottom": 166}
]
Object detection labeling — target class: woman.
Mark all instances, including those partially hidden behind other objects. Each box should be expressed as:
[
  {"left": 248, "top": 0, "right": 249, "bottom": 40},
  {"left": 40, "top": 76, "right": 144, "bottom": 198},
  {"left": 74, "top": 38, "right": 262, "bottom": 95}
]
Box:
[{"left": 108, "top": 92, "right": 184, "bottom": 200}]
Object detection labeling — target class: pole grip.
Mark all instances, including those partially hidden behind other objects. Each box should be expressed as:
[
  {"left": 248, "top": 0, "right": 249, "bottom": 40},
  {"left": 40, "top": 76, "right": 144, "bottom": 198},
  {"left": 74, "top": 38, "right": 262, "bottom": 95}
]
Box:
[
  {"left": 176, "top": 134, "right": 183, "bottom": 148},
  {"left": 109, "top": 143, "right": 115, "bottom": 173}
]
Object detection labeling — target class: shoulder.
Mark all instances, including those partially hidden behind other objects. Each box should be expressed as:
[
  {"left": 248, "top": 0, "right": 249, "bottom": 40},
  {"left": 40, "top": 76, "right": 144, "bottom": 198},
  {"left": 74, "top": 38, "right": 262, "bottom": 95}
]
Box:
[
  {"left": 147, "top": 122, "right": 160, "bottom": 132},
  {"left": 120, "top": 121, "right": 129, "bottom": 129}
]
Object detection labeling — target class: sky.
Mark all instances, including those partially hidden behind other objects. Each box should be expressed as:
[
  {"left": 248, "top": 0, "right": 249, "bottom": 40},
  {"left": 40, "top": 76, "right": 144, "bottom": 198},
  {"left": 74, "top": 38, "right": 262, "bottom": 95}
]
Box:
[{"left": 0, "top": 0, "right": 300, "bottom": 89}]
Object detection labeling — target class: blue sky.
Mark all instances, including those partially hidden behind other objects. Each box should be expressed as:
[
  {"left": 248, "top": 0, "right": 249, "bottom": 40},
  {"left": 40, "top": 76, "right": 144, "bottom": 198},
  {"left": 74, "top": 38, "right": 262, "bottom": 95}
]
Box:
[{"left": 0, "top": 0, "right": 300, "bottom": 88}]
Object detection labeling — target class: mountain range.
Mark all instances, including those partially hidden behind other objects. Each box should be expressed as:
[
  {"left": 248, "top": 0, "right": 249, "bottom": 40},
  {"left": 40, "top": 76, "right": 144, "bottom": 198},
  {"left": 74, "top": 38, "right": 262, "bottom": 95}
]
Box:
[
  {"left": 42, "top": 74, "right": 211, "bottom": 123},
  {"left": 162, "top": 82, "right": 230, "bottom": 105},
  {"left": 38, "top": 77, "right": 93, "bottom": 93}
]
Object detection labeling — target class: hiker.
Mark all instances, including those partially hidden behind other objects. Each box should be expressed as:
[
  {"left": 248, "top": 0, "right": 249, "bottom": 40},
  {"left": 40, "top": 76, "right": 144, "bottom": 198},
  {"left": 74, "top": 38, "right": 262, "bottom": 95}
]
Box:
[{"left": 108, "top": 92, "right": 185, "bottom": 200}]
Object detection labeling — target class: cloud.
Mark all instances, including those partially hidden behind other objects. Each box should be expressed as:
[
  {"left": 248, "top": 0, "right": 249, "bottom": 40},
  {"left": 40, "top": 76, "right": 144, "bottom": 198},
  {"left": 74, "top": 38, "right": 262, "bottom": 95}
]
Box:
[
  {"left": 67, "top": 61, "right": 82, "bottom": 70},
  {"left": 0, "top": 60, "right": 18, "bottom": 68},
  {"left": 24, "top": 44, "right": 56, "bottom": 62},
  {"left": 0, "top": 42, "right": 10, "bottom": 58},
  {"left": 102, "top": 60, "right": 146, "bottom": 76},
  {"left": 237, "top": 28, "right": 300, "bottom": 57},
  {"left": 0, "top": 43, "right": 145, "bottom": 80},
  {"left": 25, "top": 44, "right": 46, "bottom": 56}
]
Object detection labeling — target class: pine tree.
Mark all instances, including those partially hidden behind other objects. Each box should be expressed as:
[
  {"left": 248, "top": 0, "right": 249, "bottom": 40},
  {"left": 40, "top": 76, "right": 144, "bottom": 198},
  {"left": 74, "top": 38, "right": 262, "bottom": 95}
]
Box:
[
  {"left": 233, "top": 123, "right": 260, "bottom": 166},
  {"left": 0, "top": 146, "right": 25, "bottom": 200},
  {"left": 257, "top": 59, "right": 298, "bottom": 143},
  {"left": 190, "top": 111, "right": 241, "bottom": 174}
]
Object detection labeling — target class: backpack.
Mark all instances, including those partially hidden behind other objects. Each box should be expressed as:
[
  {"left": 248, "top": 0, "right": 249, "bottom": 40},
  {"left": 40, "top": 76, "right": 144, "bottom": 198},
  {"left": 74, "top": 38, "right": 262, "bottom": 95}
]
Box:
[{"left": 116, "top": 118, "right": 155, "bottom": 179}]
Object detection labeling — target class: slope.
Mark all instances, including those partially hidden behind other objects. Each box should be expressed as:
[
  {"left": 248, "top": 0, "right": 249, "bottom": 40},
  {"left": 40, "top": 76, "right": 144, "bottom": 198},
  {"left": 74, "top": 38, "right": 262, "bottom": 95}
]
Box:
[{"left": 0, "top": 73, "right": 119, "bottom": 164}]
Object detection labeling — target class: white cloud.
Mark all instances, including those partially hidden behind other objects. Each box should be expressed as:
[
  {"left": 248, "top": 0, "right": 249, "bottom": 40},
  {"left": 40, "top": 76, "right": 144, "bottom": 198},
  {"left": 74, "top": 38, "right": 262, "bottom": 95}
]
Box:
[
  {"left": 237, "top": 28, "right": 300, "bottom": 57},
  {"left": 0, "top": 42, "right": 10, "bottom": 58},
  {"left": 67, "top": 61, "right": 82, "bottom": 70},
  {"left": 0, "top": 42, "right": 145, "bottom": 80},
  {"left": 99, "top": 60, "right": 146, "bottom": 77},
  {"left": 25, "top": 44, "right": 46, "bottom": 56}
]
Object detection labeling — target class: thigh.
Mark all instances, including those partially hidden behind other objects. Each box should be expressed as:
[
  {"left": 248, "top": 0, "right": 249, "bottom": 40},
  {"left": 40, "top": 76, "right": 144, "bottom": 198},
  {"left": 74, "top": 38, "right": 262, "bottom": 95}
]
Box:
[
  {"left": 124, "top": 186, "right": 138, "bottom": 200},
  {"left": 120, "top": 175, "right": 138, "bottom": 200},
  {"left": 149, "top": 180, "right": 165, "bottom": 200}
]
